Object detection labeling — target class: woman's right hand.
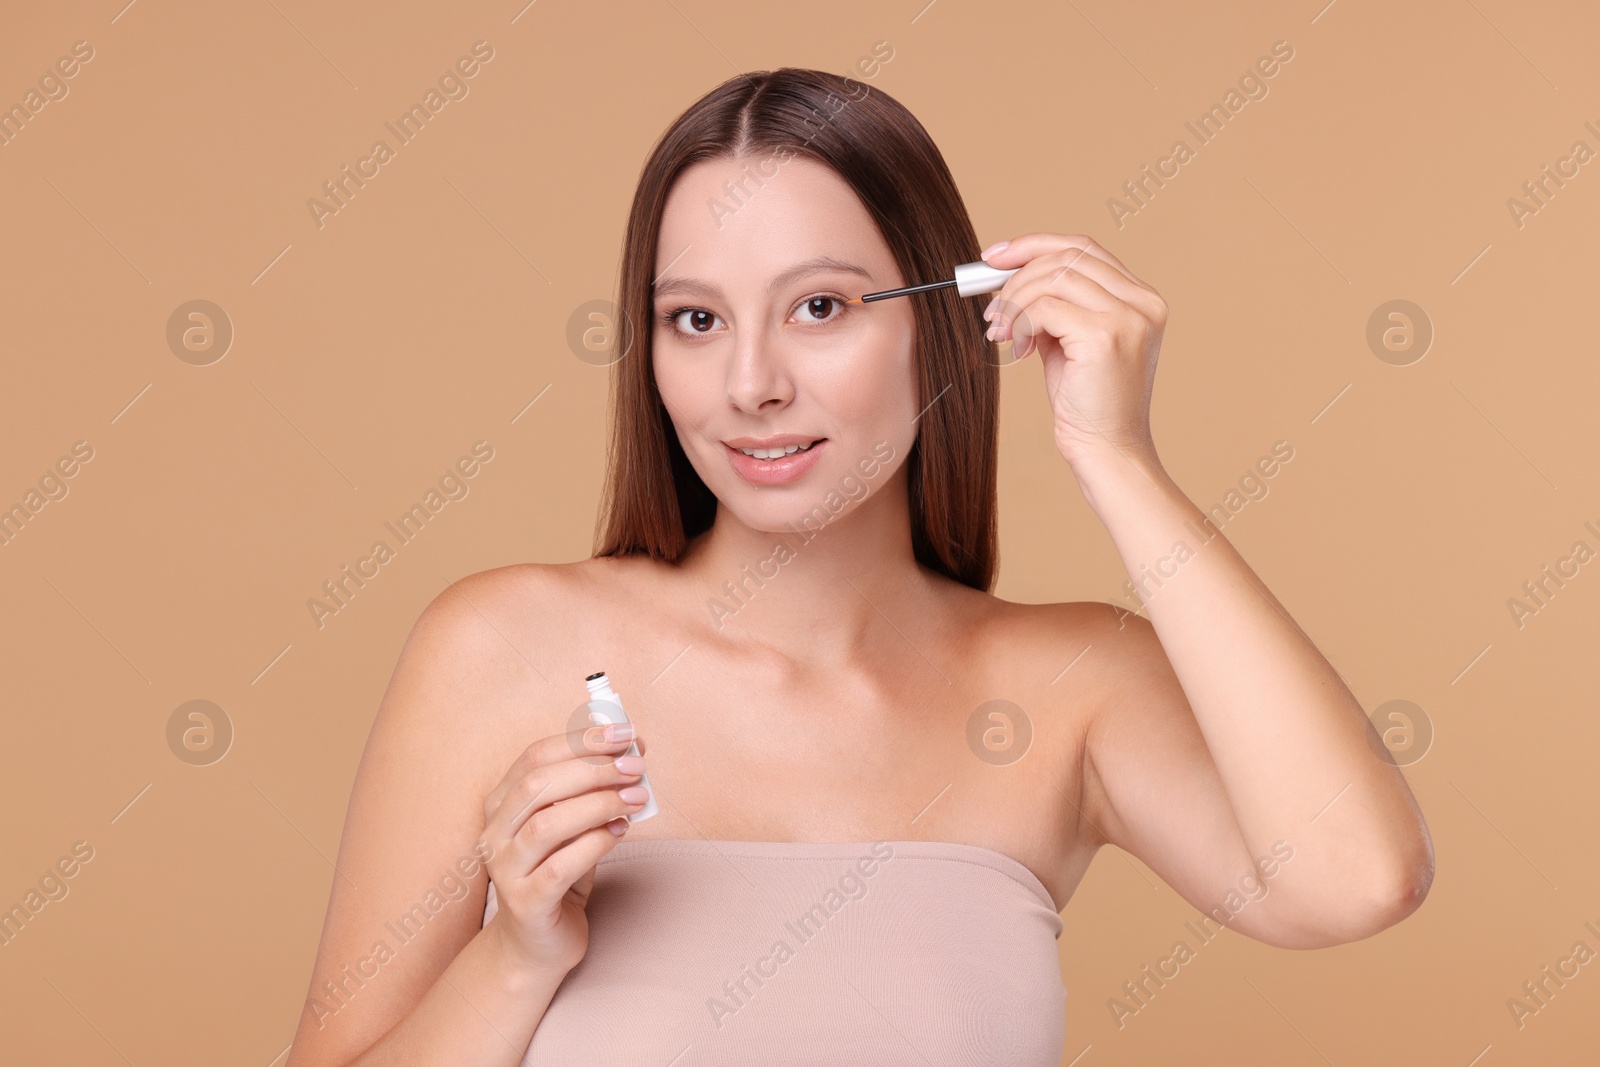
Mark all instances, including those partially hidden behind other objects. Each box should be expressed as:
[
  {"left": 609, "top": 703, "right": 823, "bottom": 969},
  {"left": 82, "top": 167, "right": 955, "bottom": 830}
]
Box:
[{"left": 478, "top": 721, "right": 649, "bottom": 975}]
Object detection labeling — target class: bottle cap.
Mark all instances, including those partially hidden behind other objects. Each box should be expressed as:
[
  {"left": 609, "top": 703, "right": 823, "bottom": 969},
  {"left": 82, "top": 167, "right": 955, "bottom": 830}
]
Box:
[{"left": 954, "top": 259, "right": 1021, "bottom": 298}]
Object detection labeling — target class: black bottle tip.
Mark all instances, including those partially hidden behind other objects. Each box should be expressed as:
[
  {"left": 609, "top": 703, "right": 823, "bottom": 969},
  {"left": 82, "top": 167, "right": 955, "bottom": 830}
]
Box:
[{"left": 585, "top": 671, "right": 607, "bottom": 681}]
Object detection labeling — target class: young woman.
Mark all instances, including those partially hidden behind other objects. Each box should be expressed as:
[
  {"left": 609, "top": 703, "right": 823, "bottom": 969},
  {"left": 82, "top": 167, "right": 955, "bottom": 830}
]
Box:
[{"left": 288, "top": 68, "right": 1433, "bottom": 1067}]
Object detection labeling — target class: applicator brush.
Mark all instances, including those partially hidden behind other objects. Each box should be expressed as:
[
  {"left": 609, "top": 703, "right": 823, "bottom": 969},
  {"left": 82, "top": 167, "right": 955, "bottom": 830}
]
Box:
[{"left": 844, "top": 260, "right": 1019, "bottom": 304}]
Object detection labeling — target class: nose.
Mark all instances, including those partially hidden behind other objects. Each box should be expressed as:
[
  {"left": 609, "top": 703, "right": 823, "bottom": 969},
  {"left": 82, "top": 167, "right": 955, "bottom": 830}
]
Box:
[{"left": 725, "top": 322, "right": 794, "bottom": 413}]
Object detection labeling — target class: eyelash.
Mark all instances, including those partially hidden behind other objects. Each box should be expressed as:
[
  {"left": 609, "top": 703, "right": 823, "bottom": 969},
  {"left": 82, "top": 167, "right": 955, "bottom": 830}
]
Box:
[{"left": 657, "top": 292, "right": 853, "bottom": 337}]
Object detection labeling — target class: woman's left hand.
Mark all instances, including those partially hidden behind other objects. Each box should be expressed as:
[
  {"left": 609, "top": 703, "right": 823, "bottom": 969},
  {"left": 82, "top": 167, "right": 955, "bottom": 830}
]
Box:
[{"left": 979, "top": 233, "right": 1167, "bottom": 472}]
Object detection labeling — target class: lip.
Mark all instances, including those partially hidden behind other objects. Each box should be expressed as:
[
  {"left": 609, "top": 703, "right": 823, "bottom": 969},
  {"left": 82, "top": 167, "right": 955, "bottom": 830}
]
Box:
[
  {"left": 724, "top": 437, "right": 828, "bottom": 486},
  {"left": 723, "top": 433, "right": 825, "bottom": 449}
]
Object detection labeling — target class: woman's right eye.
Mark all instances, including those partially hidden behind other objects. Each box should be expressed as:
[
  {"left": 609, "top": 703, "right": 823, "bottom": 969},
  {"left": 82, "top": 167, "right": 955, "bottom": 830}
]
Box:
[{"left": 663, "top": 308, "right": 721, "bottom": 334}]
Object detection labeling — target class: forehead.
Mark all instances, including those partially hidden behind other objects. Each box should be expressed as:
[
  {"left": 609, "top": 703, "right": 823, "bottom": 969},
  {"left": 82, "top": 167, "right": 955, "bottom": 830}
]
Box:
[{"left": 654, "top": 155, "right": 891, "bottom": 288}]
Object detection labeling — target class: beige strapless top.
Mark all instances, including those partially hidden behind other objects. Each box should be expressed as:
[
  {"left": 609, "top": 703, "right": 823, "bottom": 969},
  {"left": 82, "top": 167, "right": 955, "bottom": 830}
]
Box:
[{"left": 481, "top": 838, "right": 1067, "bottom": 1065}]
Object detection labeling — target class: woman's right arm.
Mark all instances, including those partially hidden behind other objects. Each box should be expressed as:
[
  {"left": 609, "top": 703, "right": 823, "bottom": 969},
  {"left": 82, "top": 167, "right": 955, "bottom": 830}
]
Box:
[{"left": 284, "top": 571, "right": 647, "bottom": 1067}]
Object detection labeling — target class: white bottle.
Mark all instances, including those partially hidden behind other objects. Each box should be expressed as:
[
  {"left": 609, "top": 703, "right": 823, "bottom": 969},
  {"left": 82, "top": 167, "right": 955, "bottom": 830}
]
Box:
[{"left": 584, "top": 672, "right": 659, "bottom": 822}]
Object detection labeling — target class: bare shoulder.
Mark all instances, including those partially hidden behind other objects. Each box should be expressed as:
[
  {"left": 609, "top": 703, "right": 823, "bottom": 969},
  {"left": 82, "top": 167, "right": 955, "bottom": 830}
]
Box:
[
  {"left": 971, "top": 590, "right": 1152, "bottom": 694},
  {"left": 403, "top": 556, "right": 668, "bottom": 770},
  {"left": 412, "top": 560, "right": 583, "bottom": 642},
  {"left": 974, "top": 595, "right": 1182, "bottom": 848},
  {"left": 285, "top": 560, "right": 602, "bottom": 1065},
  {"left": 430, "top": 555, "right": 661, "bottom": 611},
  {"left": 406, "top": 558, "right": 640, "bottom": 679},
  {"left": 402, "top": 561, "right": 611, "bottom": 740}
]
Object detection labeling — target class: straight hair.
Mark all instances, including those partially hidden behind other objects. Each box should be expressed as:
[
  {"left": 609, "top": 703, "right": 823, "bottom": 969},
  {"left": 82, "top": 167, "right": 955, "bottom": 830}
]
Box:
[{"left": 593, "top": 67, "right": 999, "bottom": 591}]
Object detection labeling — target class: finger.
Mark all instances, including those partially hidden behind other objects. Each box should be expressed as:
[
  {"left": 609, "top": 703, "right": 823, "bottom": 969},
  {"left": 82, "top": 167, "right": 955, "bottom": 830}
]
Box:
[
  {"left": 999, "top": 248, "right": 1132, "bottom": 316},
  {"left": 484, "top": 724, "right": 637, "bottom": 819},
  {"left": 1007, "top": 295, "right": 1112, "bottom": 361},
  {"left": 484, "top": 736, "right": 643, "bottom": 851},
  {"left": 525, "top": 822, "right": 630, "bottom": 910},
  {"left": 983, "top": 233, "right": 1154, "bottom": 298},
  {"left": 571, "top": 862, "right": 597, "bottom": 905},
  {"left": 988, "top": 271, "right": 1116, "bottom": 352},
  {"left": 983, "top": 232, "right": 1141, "bottom": 282},
  {"left": 991, "top": 245, "right": 1165, "bottom": 329},
  {"left": 990, "top": 258, "right": 1123, "bottom": 332},
  {"left": 513, "top": 784, "right": 645, "bottom": 879},
  {"left": 487, "top": 754, "right": 645, "bottom": 880}
]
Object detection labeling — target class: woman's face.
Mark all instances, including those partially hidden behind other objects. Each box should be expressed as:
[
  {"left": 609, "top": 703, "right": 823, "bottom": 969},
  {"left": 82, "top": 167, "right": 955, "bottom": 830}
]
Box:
[{"left": 651, "top": 154, "right": 920, "bottom": 534}]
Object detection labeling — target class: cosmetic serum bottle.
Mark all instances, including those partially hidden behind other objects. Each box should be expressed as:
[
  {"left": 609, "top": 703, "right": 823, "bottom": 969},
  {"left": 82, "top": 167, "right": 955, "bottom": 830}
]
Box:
[
  {"left": 585, "top": 671, "right": 659, "bottom": 822},
  {"left": 846, "top": 260, "right": 1022, "bottom": 304}
]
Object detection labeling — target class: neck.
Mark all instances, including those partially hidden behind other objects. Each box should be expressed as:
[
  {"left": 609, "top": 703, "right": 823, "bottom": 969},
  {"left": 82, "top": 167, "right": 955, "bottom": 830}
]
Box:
[{"left": 679, "top": 466, "right": 930, "bottom": 668}]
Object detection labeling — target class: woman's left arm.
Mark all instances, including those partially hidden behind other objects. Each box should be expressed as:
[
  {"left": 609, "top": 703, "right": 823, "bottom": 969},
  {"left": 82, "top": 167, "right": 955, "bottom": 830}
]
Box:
[{"left": 981, "top": 232, "right": 1434, "bottom": 941}]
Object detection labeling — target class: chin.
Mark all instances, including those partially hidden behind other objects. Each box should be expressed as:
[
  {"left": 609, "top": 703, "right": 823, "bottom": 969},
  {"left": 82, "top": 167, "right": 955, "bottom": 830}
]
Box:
[{"left": 721, "top": 497, "right": 827, "bottom": 534}]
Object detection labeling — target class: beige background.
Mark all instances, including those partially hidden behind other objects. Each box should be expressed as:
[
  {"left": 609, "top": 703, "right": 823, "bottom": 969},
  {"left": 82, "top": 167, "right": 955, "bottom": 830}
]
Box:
[{"left": 2, "top": 0, "right": 1597, "bottom": 1063}]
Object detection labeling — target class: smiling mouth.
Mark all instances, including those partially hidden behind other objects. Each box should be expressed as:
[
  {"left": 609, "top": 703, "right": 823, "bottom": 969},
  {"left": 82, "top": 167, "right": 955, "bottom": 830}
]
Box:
[{"left": 733, "top": 440, "right": 823, "bottom": 460}]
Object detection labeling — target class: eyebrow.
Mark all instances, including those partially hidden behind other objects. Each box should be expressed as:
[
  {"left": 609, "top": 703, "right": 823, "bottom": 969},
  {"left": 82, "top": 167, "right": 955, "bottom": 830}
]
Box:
[{"left": 651, "top": 255, "right": 874, "bottom": 301}]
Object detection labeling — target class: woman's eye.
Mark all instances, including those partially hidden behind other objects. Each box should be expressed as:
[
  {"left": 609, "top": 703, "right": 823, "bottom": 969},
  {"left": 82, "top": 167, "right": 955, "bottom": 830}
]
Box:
[
  {"left": 794, "top": 295, "right": 844, "bottom": 324},
  {"left": 660, "top": 296, "right": 846, "bottom": 337},
  {"left": 668, "top": 308, "right": 720, "bottom": 333}
]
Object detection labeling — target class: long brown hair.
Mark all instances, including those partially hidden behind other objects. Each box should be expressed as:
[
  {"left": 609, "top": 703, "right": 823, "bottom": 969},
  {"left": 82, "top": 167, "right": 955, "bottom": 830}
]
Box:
[{"left": 593, "top": 67, "right": 999, "bottom": 591}]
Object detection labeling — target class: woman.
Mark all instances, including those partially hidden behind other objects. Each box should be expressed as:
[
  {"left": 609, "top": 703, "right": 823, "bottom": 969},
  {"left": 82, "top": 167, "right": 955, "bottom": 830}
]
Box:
[{"left": 288, "top": 68, "right": 1433, "bottom": 1067}]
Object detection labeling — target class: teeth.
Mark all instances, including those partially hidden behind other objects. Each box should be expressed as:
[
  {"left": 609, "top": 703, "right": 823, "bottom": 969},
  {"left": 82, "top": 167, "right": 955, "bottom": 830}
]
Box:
[{"left": 738, "top": 441, "right": 815, "bottom": 460}]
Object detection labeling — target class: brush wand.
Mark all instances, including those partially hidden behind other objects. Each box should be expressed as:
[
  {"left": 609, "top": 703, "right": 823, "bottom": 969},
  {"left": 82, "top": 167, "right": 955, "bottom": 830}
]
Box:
[{"left": 845, "top": 259, "right": 1019, "bottom": 304}]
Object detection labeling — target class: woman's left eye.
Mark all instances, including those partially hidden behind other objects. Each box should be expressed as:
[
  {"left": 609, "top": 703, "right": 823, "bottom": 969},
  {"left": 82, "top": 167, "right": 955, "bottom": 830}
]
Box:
[{"left": 793, "top": 294, "right": 847, "bottom": 324}]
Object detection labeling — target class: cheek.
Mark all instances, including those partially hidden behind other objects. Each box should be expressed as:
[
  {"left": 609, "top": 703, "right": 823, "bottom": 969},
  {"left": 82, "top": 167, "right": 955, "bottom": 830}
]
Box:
[
  {"left": 653, "top": 346, "right": 717, "bottom": 421},
  {"left": 804, "top": 317, "right": 916, "bottom": 401},
  {"left": 835, "top": 327, "right": 918, "bottom": 426},
  {"left": 800, "top": 344, "right": 919, "bottom": 473}
]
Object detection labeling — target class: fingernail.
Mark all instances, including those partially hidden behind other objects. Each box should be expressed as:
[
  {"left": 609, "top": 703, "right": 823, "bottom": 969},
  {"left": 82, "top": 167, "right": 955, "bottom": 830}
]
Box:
[
  {"left": 613, "top": 754, "right": 645, "bottom": 775},
  {"left": 604, "top": 722, "right": 635, "bottom": 742},
  {"left": 982, "top": 295, "right": 1001, "bottom": 320},
  {"left": 608, "top": 817, "right": 628, "bottom": 835},
  {"left": 980, "top": 240, "right": 1009, "bottom": 260},
  {"left": 619, "top": 785, "right": 649, "bottom": 805}
]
